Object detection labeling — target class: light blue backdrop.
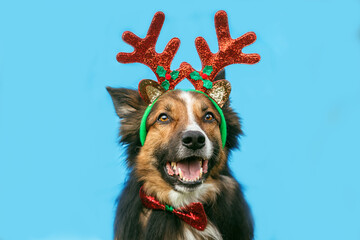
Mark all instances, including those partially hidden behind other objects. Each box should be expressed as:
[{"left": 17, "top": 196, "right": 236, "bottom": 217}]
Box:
[{"left": 1, "top": 0, "right": 359, "bottom": 239}]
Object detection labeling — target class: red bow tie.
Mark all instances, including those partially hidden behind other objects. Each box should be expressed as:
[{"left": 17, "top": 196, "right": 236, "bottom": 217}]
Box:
[{"left": 139, "top": 186, "right": 207, "bottom": 231}]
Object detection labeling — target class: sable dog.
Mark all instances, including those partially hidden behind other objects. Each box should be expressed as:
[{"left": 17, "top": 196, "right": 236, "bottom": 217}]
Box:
[{"left": 108, "top": 11, "right": 260, "bottom": 240}]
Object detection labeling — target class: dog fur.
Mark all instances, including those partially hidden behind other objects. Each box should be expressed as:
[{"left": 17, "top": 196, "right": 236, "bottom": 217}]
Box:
[{"left": 107, "top": 72, "right": 254, "bottom": 240}]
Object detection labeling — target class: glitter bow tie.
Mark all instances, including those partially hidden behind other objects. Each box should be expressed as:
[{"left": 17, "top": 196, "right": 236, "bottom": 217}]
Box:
[{"left": 139, "top": 186, "right": 207, "bottom": 231}]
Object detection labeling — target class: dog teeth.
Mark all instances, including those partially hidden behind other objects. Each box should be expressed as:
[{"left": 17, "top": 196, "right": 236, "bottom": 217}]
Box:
[
  {"left": 172, "top": 161, "right": 205, "bottom": 182},
  {"left": 178, "top": 168, "right": 183, "bottom": 179}
]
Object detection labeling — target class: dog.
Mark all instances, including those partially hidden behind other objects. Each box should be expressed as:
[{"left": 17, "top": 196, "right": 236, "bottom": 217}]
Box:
[
  {"left": 107, "top": 71, "right": 254, "bottom": 240},
  {"left": 107, "top": 10, "right": 259, "bottom": 240}
]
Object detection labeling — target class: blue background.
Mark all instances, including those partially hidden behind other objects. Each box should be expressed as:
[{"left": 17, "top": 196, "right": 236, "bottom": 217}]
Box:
[{"left": 1, "top": 0, "right": 359, "bottom": 239}]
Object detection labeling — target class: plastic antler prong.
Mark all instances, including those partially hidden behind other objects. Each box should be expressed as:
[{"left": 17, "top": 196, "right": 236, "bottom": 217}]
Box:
[
  {"left": 195, "top": 10, "right": 261, "bottom": 80},
  {"left": 122, "top": 31, "right": 142, "bottom": 46},
  {"left": 116, "top": 12, "right": 180, "bottom": 81}
]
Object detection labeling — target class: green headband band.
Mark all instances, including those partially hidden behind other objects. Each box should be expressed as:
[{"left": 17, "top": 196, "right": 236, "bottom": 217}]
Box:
[{"left": 139, "top": 90, "right": 227, "bottom": 147}]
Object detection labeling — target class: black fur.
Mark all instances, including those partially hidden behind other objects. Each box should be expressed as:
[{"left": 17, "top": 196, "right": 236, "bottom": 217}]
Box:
[
  {"left": 206, "top": 166, "right": 254, "bottom": 240},
  {"left": 108, "top": 71, "right": 254, "bottom": 240}
]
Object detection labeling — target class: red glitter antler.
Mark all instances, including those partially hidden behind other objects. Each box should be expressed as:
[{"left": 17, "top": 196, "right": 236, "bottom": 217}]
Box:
[
  {"left": 117, "top": 12, "right": 190, "bottom": 92},
  {"left": 186, "top": 10, "right": 261, "bottom": 91},
  {"left": 116, "top": 11, "right": 260, "bottom": 105}
]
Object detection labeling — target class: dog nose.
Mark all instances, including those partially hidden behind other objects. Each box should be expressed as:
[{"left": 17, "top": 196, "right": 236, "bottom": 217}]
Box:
[{"left": 182, "top": 131, "right": 206, "bottom": 150}]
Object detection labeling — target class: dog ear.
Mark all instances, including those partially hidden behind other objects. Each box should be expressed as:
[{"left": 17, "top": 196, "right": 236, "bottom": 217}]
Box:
[
  {"left": 205, "top": 69, "right": 231, "bottom": 108},
  {"left": 106, "top": 87, "right": 147, "bottom": 165},
  {"left": 138, "top": 79, "right": 166, "bottom": 105},
  {"left": 106, "top": 87, "right": 146, "bottom": 119},
  {"left": 205, "top": 80, "right": 231, "bottom": 108},
  {"left": 214, "top": 69, "right": 225, "bottom": 81}
]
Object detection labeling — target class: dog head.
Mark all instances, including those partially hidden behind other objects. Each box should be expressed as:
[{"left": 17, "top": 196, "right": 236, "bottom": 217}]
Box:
[{"left": 107, "top": 71, "right": 243, "bottom": 204}]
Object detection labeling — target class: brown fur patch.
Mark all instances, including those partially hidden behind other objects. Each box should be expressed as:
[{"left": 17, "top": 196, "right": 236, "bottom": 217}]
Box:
[
  {"left": 135, "top": 146, "right": 173, "bottom": 203},
  {"left": 139, "top": 208, "right": 152, "bottom": 228}
]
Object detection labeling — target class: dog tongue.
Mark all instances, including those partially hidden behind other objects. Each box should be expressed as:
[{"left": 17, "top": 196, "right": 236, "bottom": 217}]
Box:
[{"left": 177, "top": 158, "right": 201, "bottom": 179}]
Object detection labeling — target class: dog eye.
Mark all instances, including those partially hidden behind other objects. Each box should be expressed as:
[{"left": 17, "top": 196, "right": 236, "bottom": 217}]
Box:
[
  {"left": 204, "top": 112, "right": 214, "bottom": 122},
  {"left": 158, "top": 113, "right": 170, "bottom": 123}
]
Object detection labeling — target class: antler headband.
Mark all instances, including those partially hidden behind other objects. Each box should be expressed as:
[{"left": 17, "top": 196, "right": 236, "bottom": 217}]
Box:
[
  {"left": 116, "top": 10, "right": 260, "bottom": 146},
  {"left": 117, "top": 10, "right": 260, "bottom": 106}
]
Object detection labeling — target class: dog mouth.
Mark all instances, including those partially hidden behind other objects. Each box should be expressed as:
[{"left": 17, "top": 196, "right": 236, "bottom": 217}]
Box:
[{"left": 165, "top": 157, "right": 209, "bottom": 184}]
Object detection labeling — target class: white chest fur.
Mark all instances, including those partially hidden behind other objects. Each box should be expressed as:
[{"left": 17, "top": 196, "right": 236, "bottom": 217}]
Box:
[{"left": 183, "top": 221, "right": 223, "bottom": 240}]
